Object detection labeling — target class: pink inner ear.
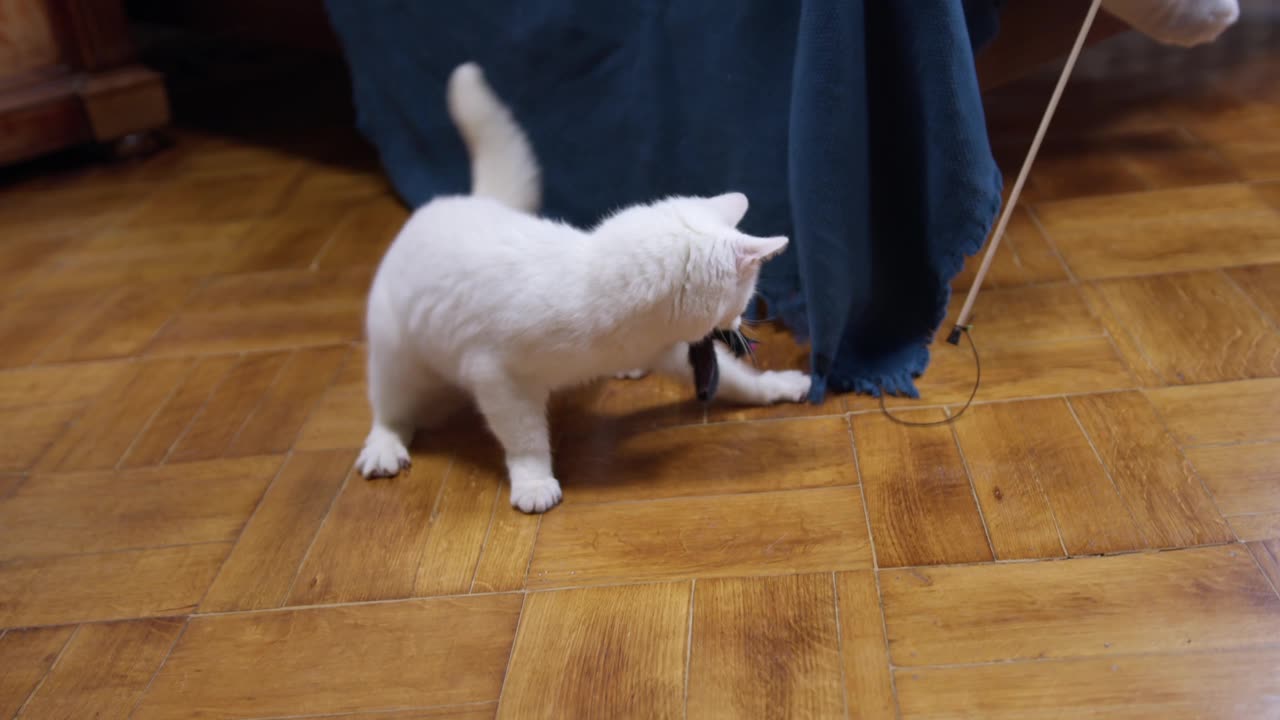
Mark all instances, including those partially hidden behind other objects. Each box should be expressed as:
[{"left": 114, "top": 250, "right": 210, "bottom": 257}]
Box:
[{"left": 735, "top": 235, "right": 789, "bottom": 271}]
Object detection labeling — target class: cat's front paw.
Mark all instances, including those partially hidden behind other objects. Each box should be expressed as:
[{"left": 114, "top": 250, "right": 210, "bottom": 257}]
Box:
[
  {"left": 758, "top": 370, "right": 812, "bottom": 404},
  {"left": 615, "top": 369, "right": 648, "bottom": 380},
  {"left": 356, "top": 429, "right": 411, "bottom": 478},
  {"left": 510, "top": 478, "right": 563, "bottom": 514}
]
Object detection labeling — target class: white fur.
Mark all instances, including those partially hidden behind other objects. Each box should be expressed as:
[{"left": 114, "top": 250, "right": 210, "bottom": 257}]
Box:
[
  {"left": 356, "top": 63, "right": 811, "bottom": 513},
  {"left": 1103, "top": 0, "right": 1238, "bottom": 46},
  {"left": 447, "top": 63, "right": 541, "bottom": 213}
]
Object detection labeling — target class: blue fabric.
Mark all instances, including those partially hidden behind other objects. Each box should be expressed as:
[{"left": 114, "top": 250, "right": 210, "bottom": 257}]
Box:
[{"left": 325, "top": 0, "right": 1004, "bottom": 401}]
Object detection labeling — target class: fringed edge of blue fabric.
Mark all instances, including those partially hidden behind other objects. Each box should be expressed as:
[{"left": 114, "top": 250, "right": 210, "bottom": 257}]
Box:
[{"left": 757, "top": 164, "right": 1003, "bottom": 404}]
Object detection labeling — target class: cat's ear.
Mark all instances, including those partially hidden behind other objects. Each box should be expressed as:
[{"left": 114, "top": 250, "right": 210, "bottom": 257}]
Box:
[
  {"left": 734, "top": 234, "right": 788, "bottom": 271},
  {"left": 706, "top": 192, "right": 749, "bottom": 226}
]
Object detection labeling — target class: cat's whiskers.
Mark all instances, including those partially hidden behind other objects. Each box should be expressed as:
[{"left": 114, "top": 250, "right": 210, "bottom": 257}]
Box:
[{"left": 736, "top": 327, "right": 757, "bottom": 365}]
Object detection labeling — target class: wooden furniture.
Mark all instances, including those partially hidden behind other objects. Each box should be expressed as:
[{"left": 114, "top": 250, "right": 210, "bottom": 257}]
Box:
[{"left": 0, "top": 0, "right": 169, "bottom": 166}]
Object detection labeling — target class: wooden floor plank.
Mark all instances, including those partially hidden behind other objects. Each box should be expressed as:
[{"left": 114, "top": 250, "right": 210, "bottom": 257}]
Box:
[
  {"left": 0, "top": 288, "right": 104, "bottom": 369},
  {"left": 1146, "top": 378, "right": 1280, "bottom": 447},
  {"left": 285, "top": 167, "right": 388, "bottom": 215},
  {"left": 1005, "top": 128, "right": 1238, "bottom": 202},
  {"left": 29, "top": 223, "right": 253, "bottom": 292},
  {"left": 36, "top": 281, "right": 192, "bottom": 364},
  {"left": 20, "top": 618, "right": 184, "bottom": 719},
  {"left": 1099, "top": 129, "right": 1239, "bottom": 193},
  {"left": 1079, "top": 281, "right": 1165, "bottom": 386},
  {"left": 72, "top": 219, "right": 302, "bottom": 283},
  {"left": 1245, "top": 177, "right": 1279, "bottom": 211},
  {"left": 168, "top": 352, "right": 291, "bottom": 463},
  {"left": 1176, "top": 96, "right": 1280, "bottom": 182},
  {"left": 895, "top": 647, "right": 1280, "bottom": 720},
  {"left": 226, "top": 346, "right": 349, "bottom": 457},
  {"left": 558, "top": 416, "right": 856, "bottom": 504},
  {"left": 151, "top": 132, "right": 307, "bottom": 180},
  {"left": 295, "top": 347, "right": 369, "bottom": 451},
  {"left": 0, "top": 456, "right": 281, "bottom": 560},
  {"left": 835, "top": 572, "right": 897, "bottom": 720},
  {"left": 880, "top": 546, "right": 1280, "bottom": 667},
  {"left": 0, "top": 474, "right": 21, "bottom": 501},
  {"left": 0, "top": 173, "right": 149, "bottom": 240},
  {"left": 1035, "top": 184, "right": 1280, "bottom": 279},
  {"left": 35, "top": 358, "right": 192, "bottom": 473},
  {"left": 528, "top": 487, "right": 871, "bottom": 588},
  {"left": 470, "top": 495, "right": 540, "bottom": 594},
  {"left": 949, "top": 401, "right": 1066, "bottom": 559},
  {"left": 218, "top": 214, "right": 338, "bottom": 275},
  {"left": 285, "top": 706, "right": 497, "bottom": 720},
  {"left": 849, "top": 336, "right": 1134, "bottom": 409},
  {"left": 0, "top": 361, "right": 132, "bottom": 410},
  {"left": 122, "top": 170, "right": 299, "bottom": 226},
  {"left": 0, "top": 626, "right": 75, "bottom": 718},
  {"left": 1232, "top": 513, "right": 1280, "bottom": 542},
  {"left": 146, "top": 269, "right": 367, "bottom": 356},
  {"left": 1186, "top": 443, "right": 1280, "bottom": 517},
  {"left": 851, "top": 411, "right": 993, "bottom": 567},
  {"left": 415, "top": 460, "right": 503, "bottom": 597},
  {"left": 316, "top": 194, "right": 409, "bottom": 269},
  {"left": 476, "top": 499, "right": 545, "bottom": 594},
  {"left": 121, "top": 355, "right": 239, "bottom": 468},
  {"left": 688, "top": 574, "right": 845, "bottom": 719},
  {"left": 287, "top": 451, "right": 452, "bottom": 605},
  {"left": 938, "top": 283, "right": 1104, "bottom": 348},
  {"left": 1248, "top": 539, "right": 1280, "bottom": 596},
  {"left": 954, "top": 398, "right": 1146, "bottom": 556},
  {"left": 1086, "top": 272, "right": 1280, "bottom": 386},
  {"left": 201, "top": 451, "right": 353, "bottom": 612},
  {"left": 1070, "top": 392, "right": 1234, "bottom": 547},
  {"left": 951, "top": 205, "right": 1068, "bottom": 290},
  {"left": 500, "top": 583, "right": 689, "bottom": 720},
  {"left": 1229, "top": 262, "right": 1280, "bottom": 324},
  {"left": 0, "top": 543, "right": 229, "bottom": 627},
  {"left": 0, "top": 403, "right": 78, "bottom": 473},
  {"left": 135, "top": 596, "right": 522, "bottom": 719}
]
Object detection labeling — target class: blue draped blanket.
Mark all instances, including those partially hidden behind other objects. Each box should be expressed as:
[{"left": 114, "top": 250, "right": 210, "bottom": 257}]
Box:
[{"left": 325, "top": 0, "right": 1004, "bottom": 401}]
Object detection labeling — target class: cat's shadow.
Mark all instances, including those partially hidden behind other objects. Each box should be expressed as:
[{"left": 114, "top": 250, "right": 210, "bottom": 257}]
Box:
[
  {"left": 556, "top": 401, "right": 710, "bottom": 492},
  {"left": 409, "top": 398, "right": 701, "bottom": 493}
]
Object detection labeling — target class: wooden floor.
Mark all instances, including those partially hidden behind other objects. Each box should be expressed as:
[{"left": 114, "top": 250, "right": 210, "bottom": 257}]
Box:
[{"left": 1, "top": 19, "right": 1279, "bottom": 720}]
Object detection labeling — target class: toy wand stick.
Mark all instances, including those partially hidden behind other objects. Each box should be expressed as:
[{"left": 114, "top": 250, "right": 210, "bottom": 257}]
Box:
[{"left": 949, "top": 0, "right": 1101, "bottom": 344}]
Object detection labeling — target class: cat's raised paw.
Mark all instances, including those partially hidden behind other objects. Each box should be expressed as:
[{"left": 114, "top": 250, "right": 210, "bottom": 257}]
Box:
[
  {"left": 356, "top": 430, "right": 411, "bottom": 479},
  {"left": 759, "top": 369, "right": 812, "bottom": 404},
  {"left": 510, "top": 478, "right": 563, "bottom": 514}
]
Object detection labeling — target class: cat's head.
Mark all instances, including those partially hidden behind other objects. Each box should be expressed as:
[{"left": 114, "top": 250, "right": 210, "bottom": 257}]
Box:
[
  {"left": 655, "top": 192, "right": 787, "bottom": 334},
  {"left": 594, "top": 191, "right": 787, "bottom": 342}
]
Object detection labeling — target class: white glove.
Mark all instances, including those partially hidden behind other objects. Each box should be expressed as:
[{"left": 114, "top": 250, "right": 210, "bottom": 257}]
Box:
[{"left": 1102, "top": 0, "right": 1239, "bottom": 46}]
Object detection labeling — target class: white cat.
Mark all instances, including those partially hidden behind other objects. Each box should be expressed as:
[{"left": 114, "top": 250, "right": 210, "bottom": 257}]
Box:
[{"left": 356, "top": 63, "right": 811, "bottom": 513}]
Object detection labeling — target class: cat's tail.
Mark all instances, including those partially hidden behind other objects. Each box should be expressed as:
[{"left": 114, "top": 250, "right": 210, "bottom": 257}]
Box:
[{"left": 447, "top": 63, "right": 541, "bottom": 213}]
